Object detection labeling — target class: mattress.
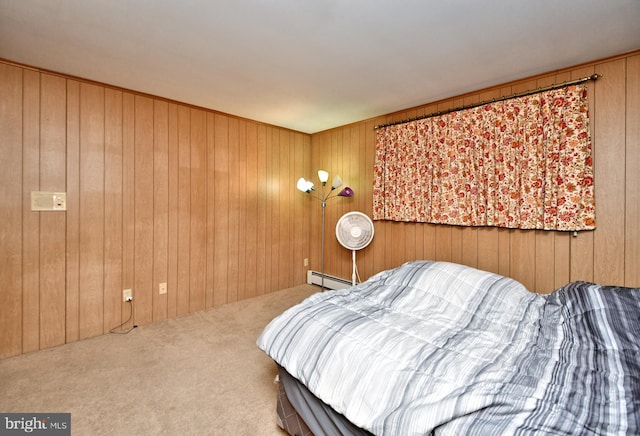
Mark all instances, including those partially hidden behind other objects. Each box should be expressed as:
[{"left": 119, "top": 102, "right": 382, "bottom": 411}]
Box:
[
  {"left": 277, "top": 365, "right": 371, "bottom": 436},
  {"left": 258, "top": 261, "right": 640, "bottom": 435}
]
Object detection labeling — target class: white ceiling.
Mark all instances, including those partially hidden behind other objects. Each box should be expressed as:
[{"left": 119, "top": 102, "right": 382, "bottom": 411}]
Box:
[{"left": 1, "top": 1, "right": 639, "bottom": 133}]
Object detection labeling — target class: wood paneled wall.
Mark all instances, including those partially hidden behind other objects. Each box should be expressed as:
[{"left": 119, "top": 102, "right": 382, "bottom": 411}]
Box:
[
  {"left": 0, "top": 61, "right": 311, "bottom": 359},
  {"left": 1, "top": 51, "right": 638, "bottom": 359},
  {"left": 311, "top": 51, "right": 640, "bottom": 294}
]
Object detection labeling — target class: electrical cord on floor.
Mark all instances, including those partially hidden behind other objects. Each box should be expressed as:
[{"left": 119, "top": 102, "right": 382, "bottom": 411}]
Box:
[
  {"left": 355, "top": 264, "right": 363, "bottom": 285},
  {"left": 109, "top": 299, "right": 138, "bottom": 334}
]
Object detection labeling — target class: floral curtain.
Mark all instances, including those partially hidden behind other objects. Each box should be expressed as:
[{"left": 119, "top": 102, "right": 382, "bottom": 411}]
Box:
[{"left": 373, "top": 84, "right": 595, "bottom": 231}]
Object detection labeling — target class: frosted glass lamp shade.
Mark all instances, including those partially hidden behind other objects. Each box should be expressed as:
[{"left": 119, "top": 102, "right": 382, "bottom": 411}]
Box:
[
  {"left": 331, "top": 176, "right": 343, "bottom": 190},
  {"left": 317, "top": 170, "right": 329, "bottom": 185},
  {"left": 297, "top": 178, "right": 315, "bottom": 193}
]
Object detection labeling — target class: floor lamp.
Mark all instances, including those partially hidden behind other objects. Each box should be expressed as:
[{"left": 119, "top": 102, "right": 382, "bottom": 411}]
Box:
[{"left": 297, "top": 170, "right": 354, "bottom": 290}]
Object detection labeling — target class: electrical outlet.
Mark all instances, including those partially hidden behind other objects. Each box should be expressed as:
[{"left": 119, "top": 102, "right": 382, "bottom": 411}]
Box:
[
  {"left": 304, "top": 258, "right": 309, "bottom": 267},
  {"left": 123, "top": 289, "right": 133, "bottom": 302},
  {"left": 159, "top": 282, "right": 167, "bottom": 295}
]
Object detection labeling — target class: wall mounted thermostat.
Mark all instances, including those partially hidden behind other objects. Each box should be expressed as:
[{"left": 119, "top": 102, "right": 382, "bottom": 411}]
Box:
[{"left": 31, "top": 191, "right": 67, "bottom": 211}]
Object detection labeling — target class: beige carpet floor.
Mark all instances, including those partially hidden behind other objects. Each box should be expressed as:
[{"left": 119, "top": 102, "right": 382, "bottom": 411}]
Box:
[{"left": 0, "top": 284, "right": 319, "bottom": 435}]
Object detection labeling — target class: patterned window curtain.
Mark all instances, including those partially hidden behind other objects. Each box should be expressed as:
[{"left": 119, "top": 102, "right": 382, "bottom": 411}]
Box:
[{"left": 373, "top": 84, "right": 595, "bottom": 231}]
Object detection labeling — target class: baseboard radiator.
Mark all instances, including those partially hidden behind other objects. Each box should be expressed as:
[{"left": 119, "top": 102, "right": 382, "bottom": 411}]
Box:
[{"left": 306, "top": 270, "right": 352, "bottom": 290}]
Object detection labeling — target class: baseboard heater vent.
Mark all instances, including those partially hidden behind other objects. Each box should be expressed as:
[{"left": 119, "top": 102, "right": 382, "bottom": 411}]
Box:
[{"left": 307, "top": 270, "right": 352, "bottom": 290}]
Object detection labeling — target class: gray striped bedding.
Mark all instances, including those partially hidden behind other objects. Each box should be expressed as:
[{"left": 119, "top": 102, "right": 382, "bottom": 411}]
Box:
[{"left": 257, "top": 261, "right": 640, "bottom": 435}]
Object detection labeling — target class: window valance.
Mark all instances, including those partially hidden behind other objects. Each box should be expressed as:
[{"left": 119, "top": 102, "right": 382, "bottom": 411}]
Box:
[{"left": 373, "top": 84, "right": 595, "bottom": 231}]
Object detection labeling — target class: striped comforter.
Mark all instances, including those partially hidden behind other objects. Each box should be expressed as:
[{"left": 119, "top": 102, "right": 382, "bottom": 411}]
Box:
[{"left": 257, "top": 261, "right": 640, "bottom": 435}]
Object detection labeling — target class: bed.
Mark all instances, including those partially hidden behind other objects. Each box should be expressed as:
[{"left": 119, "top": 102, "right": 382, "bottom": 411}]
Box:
[{"left": 257, "top": 260, "right": 640, "bottom": 435}]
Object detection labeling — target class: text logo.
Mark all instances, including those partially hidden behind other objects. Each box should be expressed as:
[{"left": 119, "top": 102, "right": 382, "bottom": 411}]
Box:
[{"left": 1, "top": 413, "right": 70, "bottom": 435}]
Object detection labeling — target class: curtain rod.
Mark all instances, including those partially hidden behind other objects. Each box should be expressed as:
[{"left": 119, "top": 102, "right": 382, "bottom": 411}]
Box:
[{"left": 374, "top": 73, "right": 600, "bottom": 130}]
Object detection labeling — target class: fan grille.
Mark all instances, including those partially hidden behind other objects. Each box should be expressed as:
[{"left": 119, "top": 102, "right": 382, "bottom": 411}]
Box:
[{"left": 336, "top": 212, "right": 374, "bottom": 250}]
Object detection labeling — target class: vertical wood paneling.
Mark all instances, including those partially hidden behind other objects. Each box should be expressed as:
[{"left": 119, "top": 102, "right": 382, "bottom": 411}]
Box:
[
  {"left": 189, "top": 109, "right": 206, "bottom": 311},
  {"left": 227, "top": 117, "right": 240, "bottom": 303},
  {"left": 236, "top": 119, "right": 248, "bottom": 300},
  {"left": 0, "top": 63, "right": 24, "bottom": 358},
  {"left": 153, "top": 100, "right": 169, "bottom": 322},
  {"left": 331, "top": 130, "right": 344, "bottom": 279},
  {"left": 167, "top": 103, "right": 179, "bottom": 317},
  {"left": 497, "top": 229, "right": 511, "bottom": 278},
  {"left": 213, "top": 114, "right": 229, "bottom": 305},
  {"left": 352, "top": 123, "right": 369, "bottom": 277},
  {"left": 371, "top": 117, "right": 388, "bottom": 272},
  {"left": 365, "top": 119, "right": 380, "bottom": 277},
  {"left": 460, "top": 228, "right": 477, "bottom": 267},
  {"left": 133, "top": 96, "right": 154, "bottom": 325},
  {"left": 22, "top": 69, "right": 40, "bottom": 353},
  {"left": 293, "top": 132, "right": 308, "bottom": 285},
  {"left": 78, "top": 83, "right": 105, "bottom": 339},
  {"left": 334, "top": 128, "right": 346, "bottom": 276},
  {"left": 245, "top": 122, "right": 258, "bottom": 298},
  {"left": 341, "top": 127, "right": 353, "bottom": 274},
  {"left": 65, "top": 79, "right": 81, "bottom": 343},
  {"left": 392, "top": 223, "right": 406, "bottom": 267},
  {"left": 553, "top": 233, "right": 571, "bottom": 290},
  {"left": 327, "top": 129, "right": 342, "bottom": 277},
  {"left": 0, "top": 60, "right": 315, "bottom": 358},
  {"left": 39, "top": 74, "right": 67, "bottom": 348},
  {"left": 626, "top": 55, "right": 640, "bottom": 285},
  {"left": 255, "top": 125, "right": 267, "bottom": 295},
  {"left": 176, "top": 106, "right": 191, "bottom": 315},
  {"left": 205, "top": 113, "right": 216, "bottom": 307},
  {"left": 435, "top": 227, "right": 452, "bottom": 262},
  {"left": 534, "top": 230, "right": 555, "bottom": 293},
  {"left": 510, "top": 231, "right": 536, "bottom": 291},
  {"left": 308, "top": 131, "right": 325, "bottom": 275},
  {"left": 103, "top": 88, "right": 123, "bottom": 331},
  {"left": 422, "top": 224, "right": 436, "bottom": 262},
  {"left": 2, "top": 51, "right": 639, "bottom": 359},
  {"left": 593, "top": 59, "right": 626, "bottom": 285},
  {"left": 264, "top": 127, "right": 274, "bottom": 293},
  {"left": 269, "top": 129, "right": 280, "bottom": 291},
  {"left": 121, "top": 93, "right": 135, "bottom": 328},
  {"left": 477, "top": 228, "right": 499, "bottom": 274},
  {"left": 299, "top": 133, "right": 312, "bottom": 282},
  {"left": 279, "top": 131, "right": 291, "bottom": 291}
]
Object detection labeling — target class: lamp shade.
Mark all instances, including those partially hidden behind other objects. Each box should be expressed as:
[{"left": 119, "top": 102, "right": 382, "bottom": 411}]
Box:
[
  {"left": 296, "top": 178, "right": 315, "bottom": 193},
  {"left": 317, "top": 170, "right": 329, "bottom": 184},
  {"left": 331, "top": 176, "right": 343, "bottom": 190},
  {"left": 338, "top": 186, "right": 354, "bottom": 197},
  {"left": 296, "top": 178, "right": 308, "bottom": 192}
]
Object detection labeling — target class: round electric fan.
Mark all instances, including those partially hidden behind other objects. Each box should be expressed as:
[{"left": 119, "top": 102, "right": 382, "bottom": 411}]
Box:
[{"left": 335, "top": 211, "right": 375, "bottom": 285}]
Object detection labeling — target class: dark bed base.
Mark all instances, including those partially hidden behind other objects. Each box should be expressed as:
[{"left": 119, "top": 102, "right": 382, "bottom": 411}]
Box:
[{"left": 276, "top": 366, "right": 372, "bottom": 436}]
